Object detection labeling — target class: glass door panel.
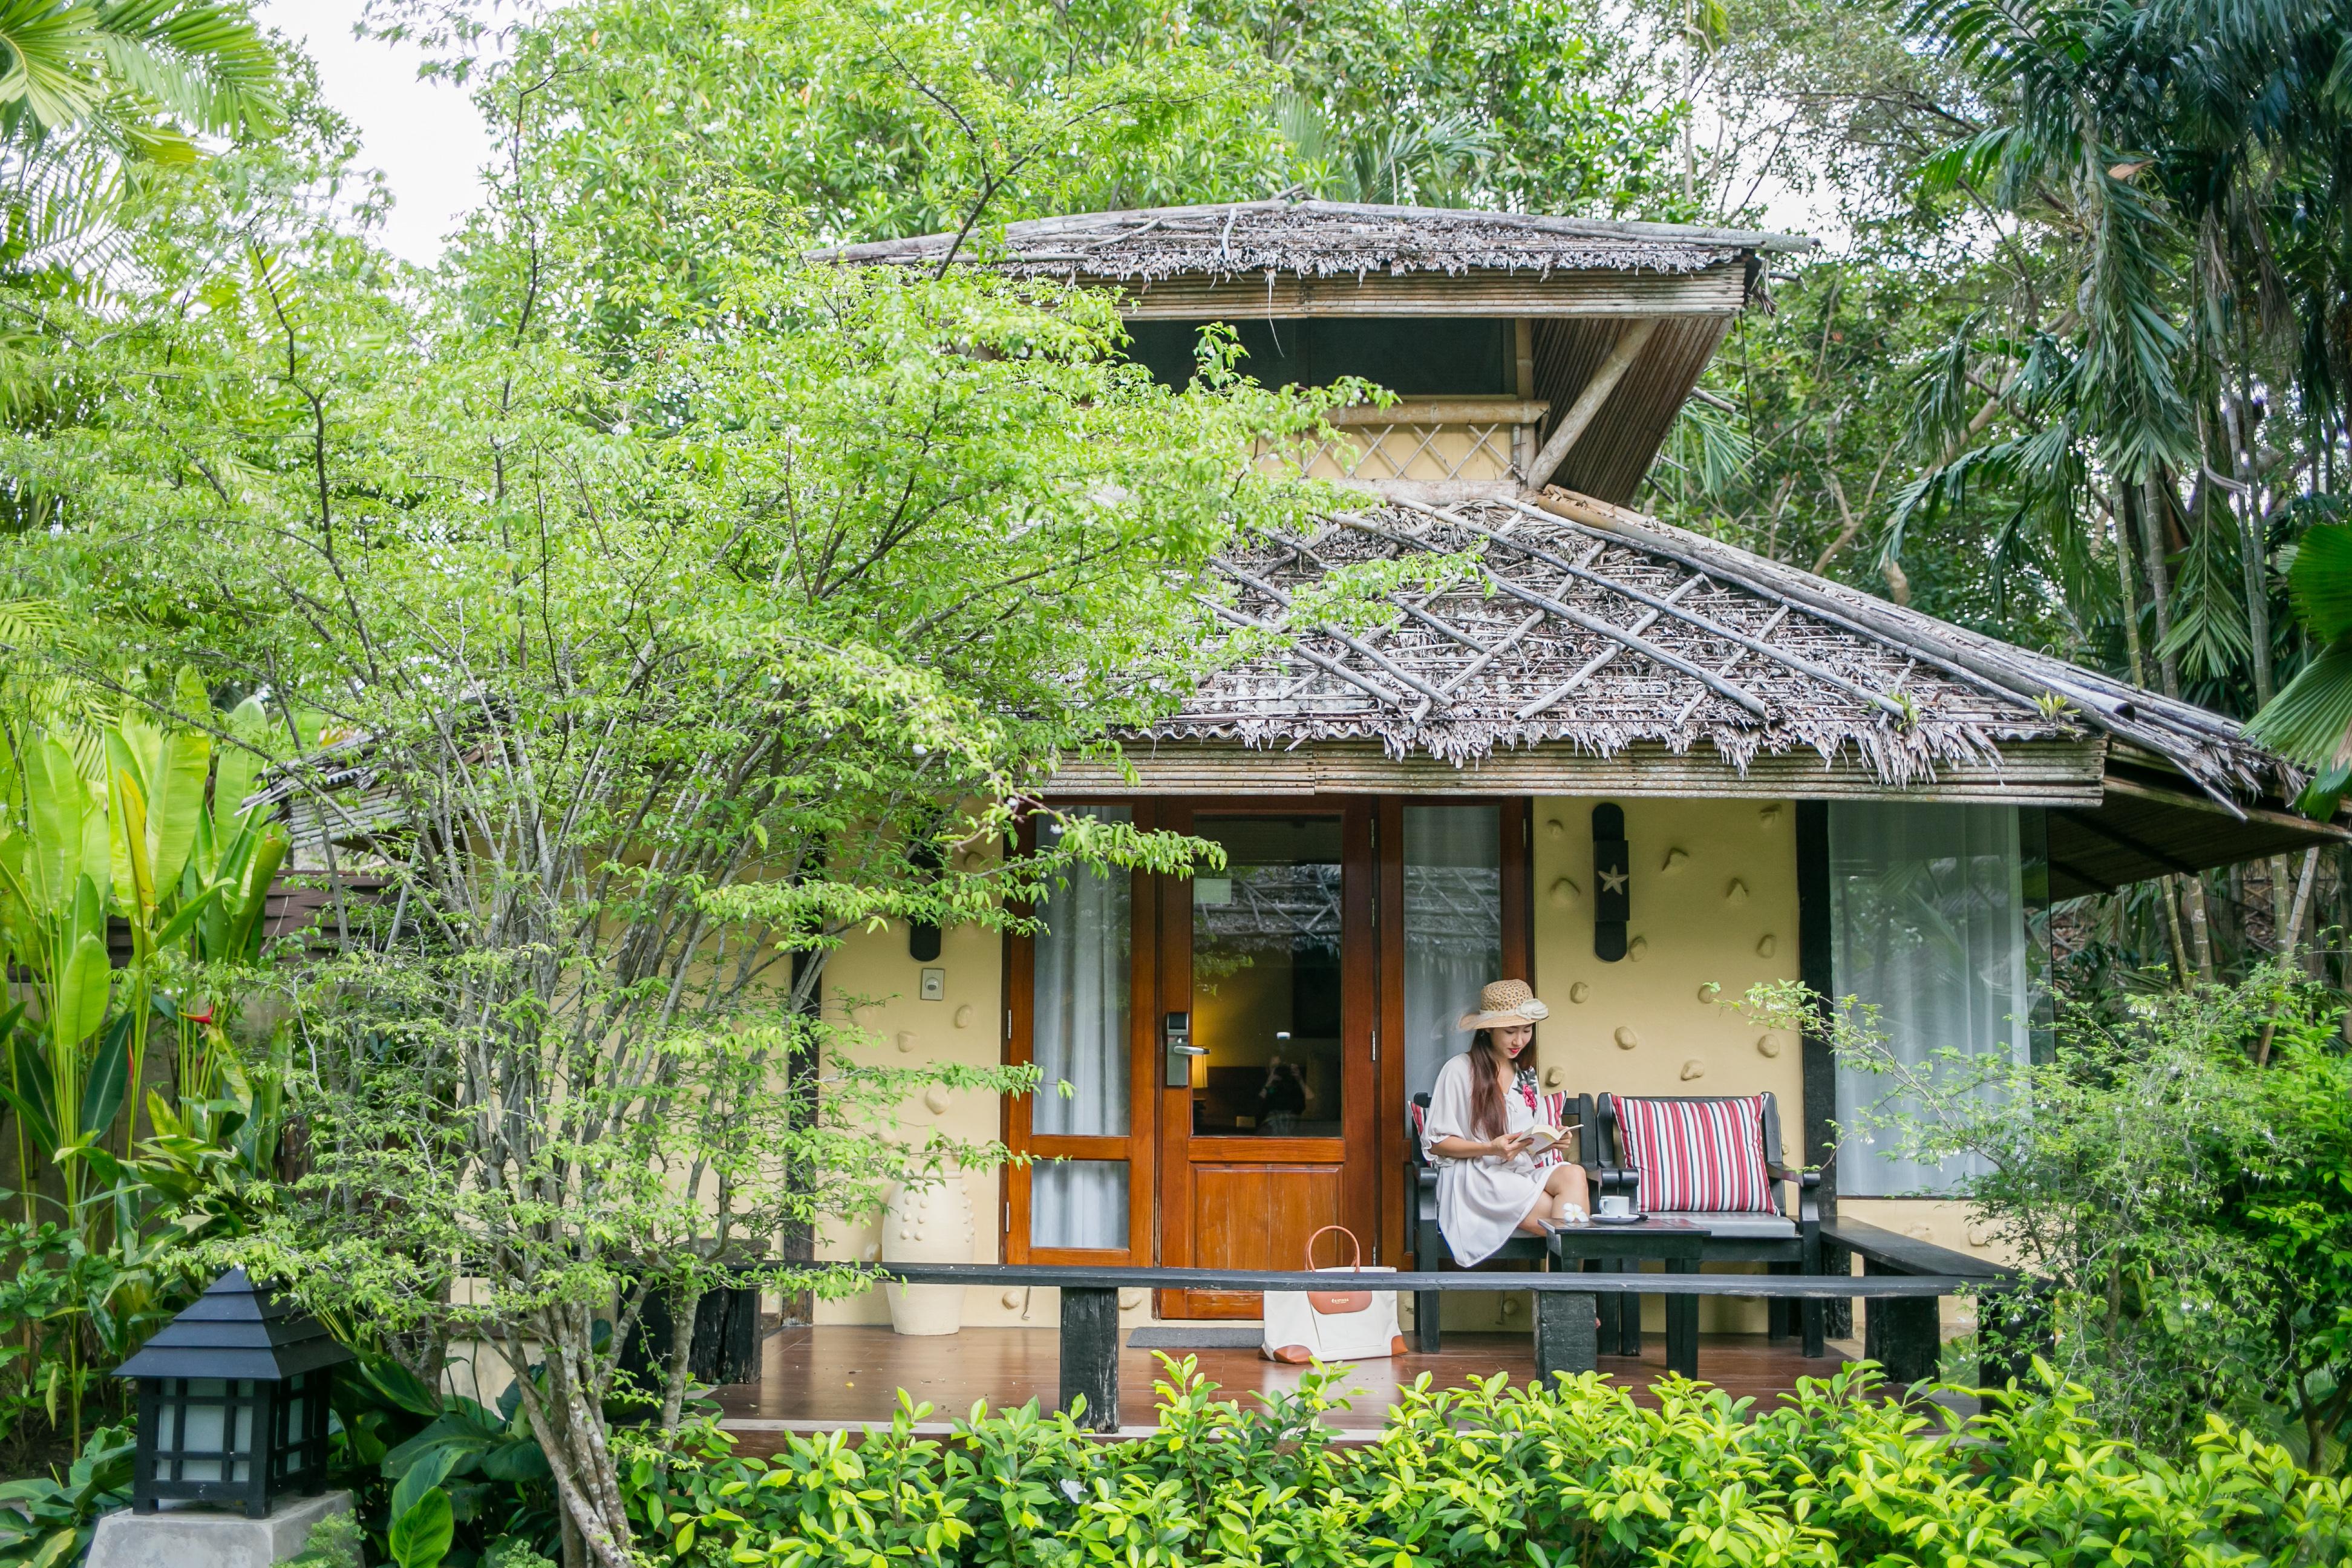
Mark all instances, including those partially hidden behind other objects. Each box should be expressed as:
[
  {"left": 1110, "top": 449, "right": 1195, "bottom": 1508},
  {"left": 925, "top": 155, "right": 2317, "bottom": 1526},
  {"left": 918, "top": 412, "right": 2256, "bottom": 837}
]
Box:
[
  {"left": 1189, "top": 814, "right": 1345, "bottom": 1137},
  {"left": 1162, "top": 803, "right": 1375, "bottom": 1318},
  {"left": 1011, "top": 805, "right": 1150, "bottom": 1263}
]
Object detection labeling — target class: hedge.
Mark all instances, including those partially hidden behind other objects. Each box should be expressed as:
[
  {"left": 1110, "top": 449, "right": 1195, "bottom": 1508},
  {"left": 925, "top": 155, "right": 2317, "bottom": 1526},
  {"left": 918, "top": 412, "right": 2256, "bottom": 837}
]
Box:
[{"left": 625, "top": 1359, "right": 2348, "bottom": 1566}]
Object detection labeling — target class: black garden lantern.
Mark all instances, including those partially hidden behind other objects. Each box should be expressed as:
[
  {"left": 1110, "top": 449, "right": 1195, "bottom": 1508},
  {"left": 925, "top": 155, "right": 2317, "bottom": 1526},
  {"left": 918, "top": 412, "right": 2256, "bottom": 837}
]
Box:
[{"left": 112, "top": 1267, "right": 354, "bottom": 1518}]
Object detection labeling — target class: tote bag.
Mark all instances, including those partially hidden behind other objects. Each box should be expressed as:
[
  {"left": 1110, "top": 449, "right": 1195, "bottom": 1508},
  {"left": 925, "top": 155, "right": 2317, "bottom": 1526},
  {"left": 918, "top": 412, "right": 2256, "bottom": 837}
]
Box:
[{"left": 1262, "top": 1226, "right": 1406, "bottom": 1364}]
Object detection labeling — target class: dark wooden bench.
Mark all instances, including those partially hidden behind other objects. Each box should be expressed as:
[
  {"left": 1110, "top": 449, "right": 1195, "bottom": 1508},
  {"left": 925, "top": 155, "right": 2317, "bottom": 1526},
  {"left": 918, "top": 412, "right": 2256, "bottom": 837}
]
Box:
[
  {"left": 1405, "top": 1090, "right": 1584, "bottom": 1353},
  {"left": 1589, "top": 1092, "right": 1826, "bottom": 1357},
  {"left": 881, "top": 1262, "right": 2017, "bottom": 1430},
  {"left": 1820, "top": 1218, "right": 2046, "bottom": 1411}
]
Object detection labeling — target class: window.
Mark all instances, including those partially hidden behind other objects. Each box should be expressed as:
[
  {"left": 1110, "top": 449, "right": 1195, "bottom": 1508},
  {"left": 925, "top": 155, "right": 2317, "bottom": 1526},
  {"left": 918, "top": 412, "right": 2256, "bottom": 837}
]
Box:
[
  {"left": 1828, "top": 802, "right": 2045, "bottom": 1196},
  {"left": 1123, "top": 318, "right": 1514, "bottom": 396}
]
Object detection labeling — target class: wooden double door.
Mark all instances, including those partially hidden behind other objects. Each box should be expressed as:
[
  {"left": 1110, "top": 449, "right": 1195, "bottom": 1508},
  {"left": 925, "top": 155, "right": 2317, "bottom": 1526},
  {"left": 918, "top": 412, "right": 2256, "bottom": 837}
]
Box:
[{"left": 1006, "top": 797, "right": 1526, "bottom": 1318}]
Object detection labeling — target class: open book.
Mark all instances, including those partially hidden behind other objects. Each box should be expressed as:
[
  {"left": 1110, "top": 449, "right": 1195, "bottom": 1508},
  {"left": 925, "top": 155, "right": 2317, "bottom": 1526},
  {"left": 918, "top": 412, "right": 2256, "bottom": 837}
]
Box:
[{"left": 1520, "top": 1122, "right": 1578, "bottom": 1151}]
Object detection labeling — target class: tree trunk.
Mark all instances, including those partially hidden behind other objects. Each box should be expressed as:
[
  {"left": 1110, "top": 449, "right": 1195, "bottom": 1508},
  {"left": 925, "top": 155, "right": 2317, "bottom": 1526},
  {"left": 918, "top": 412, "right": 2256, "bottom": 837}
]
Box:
[
  {"left": 2160, "top": 879, "right": 2193, "bottom": 985},
  {"left": 2135, "top": 474, "right": 2180, "bottom": 696},
  {"left": 2181, "top": 874, "right": 2215, "bottom": 981},
  {"left": 2112, "top": 482, "right": 2148, "bottom": 687},
  {"left": 505, "top": 1317, "right": 636, "bottom": 1568},
  {"left": 658, "top": 1281, "right": 701, "bottom": 1432}
]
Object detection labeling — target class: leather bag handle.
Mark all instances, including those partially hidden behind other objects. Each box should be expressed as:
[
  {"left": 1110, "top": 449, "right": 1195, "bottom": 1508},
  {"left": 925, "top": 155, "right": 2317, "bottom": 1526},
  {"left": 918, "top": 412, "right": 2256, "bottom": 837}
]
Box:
[
  {"left": 1305, "top": 1225, "right": 1362, "bottom": 1273},
  {"left": 1304, "top": 1226, "right": 1372, "bottom": 1315}
]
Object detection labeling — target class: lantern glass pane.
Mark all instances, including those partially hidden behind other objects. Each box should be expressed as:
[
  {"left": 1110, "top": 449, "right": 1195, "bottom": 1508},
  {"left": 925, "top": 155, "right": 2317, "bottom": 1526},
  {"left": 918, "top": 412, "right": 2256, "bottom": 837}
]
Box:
[
  {"left": 232, "top": 1394, "right": 253, "bottom": 1481},
  {"left": 180, "top": 1380, "right": 228, "bottom": 1480}
]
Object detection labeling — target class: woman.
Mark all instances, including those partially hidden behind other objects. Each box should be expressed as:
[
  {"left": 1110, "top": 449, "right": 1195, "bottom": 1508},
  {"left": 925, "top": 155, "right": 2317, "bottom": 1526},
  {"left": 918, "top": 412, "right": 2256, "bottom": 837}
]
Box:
[{"left": 1421, "top": 979, "right": 1591, "bottom": 1267}]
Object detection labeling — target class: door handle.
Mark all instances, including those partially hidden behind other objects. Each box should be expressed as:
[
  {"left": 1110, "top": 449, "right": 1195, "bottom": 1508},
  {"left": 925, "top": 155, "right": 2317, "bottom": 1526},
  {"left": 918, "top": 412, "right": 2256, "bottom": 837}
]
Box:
[{"left": 1163, "top": 1011, "right": 1198, "bottom": 1086}]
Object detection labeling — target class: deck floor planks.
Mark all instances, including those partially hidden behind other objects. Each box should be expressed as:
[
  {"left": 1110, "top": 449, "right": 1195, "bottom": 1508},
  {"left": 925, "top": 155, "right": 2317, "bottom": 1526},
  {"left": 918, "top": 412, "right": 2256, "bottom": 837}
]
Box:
[{"left": 713, "top": 1326, "right": 1860, "bottom": 1449}]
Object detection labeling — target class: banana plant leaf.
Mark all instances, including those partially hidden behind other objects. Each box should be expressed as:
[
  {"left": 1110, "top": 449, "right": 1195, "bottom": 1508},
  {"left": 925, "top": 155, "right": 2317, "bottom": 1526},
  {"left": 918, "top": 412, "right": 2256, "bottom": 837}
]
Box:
[{"left": 76, "top": 1010, "right": 134, "bottom": 1143}]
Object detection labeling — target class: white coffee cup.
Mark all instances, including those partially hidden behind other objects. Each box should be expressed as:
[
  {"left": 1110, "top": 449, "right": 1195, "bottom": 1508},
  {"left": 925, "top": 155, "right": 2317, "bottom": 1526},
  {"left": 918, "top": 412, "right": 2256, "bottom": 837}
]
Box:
[{"left": 1597, "top": 1195, "right": 1632, "bottom": 1219}]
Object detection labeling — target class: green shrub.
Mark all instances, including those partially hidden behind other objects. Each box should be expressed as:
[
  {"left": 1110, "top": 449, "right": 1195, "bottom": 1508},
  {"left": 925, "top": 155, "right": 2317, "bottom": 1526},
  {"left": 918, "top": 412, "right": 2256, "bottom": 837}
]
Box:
[
  {"left": 621, "top": 1358, "right": 2348, "bottom": 1567},
  {"left": 1748, "top": 966, "right": 2352, "bottom": 1469}
]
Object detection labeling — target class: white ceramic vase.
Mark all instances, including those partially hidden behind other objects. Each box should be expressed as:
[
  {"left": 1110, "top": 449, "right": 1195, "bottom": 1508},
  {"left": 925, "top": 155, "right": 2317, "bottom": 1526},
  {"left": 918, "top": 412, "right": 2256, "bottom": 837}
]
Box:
[{"left": 880, "top": 1176, "right": 973, "bottom": 1335}]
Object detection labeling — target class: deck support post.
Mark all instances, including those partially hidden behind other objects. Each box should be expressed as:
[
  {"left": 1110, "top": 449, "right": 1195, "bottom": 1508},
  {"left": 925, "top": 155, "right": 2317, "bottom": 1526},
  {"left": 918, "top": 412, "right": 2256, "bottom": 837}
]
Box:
[
  {"left": 1413, "top": 1288, "right": 1443, "bottom": 1353},
  {"left": 1861, "top": 1259, "right": 1941, "bottom": 1387},
  {"left": 1532, "top": 1289, "right": 1596, "bottom": 1382},
  {"left": 1059, "top": 1287, "right": 1121, "bottom": 1432}
]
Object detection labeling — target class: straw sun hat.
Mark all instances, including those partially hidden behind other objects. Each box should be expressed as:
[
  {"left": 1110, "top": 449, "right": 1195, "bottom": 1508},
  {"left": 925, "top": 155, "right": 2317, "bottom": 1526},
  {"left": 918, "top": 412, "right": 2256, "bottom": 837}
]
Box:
[{"left": 1457, "top": 979, "right": 1551, "bottom": 1031}]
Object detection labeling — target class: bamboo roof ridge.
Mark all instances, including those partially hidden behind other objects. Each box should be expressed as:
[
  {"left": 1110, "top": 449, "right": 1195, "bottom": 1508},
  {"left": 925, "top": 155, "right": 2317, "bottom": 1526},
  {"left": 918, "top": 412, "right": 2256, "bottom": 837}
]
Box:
[
  {"left": 1164, "top": 490, "right": 2286, "bottom": 805},
  {"left": 812, "top": 199, "right": 1815, "bottom": 284}
]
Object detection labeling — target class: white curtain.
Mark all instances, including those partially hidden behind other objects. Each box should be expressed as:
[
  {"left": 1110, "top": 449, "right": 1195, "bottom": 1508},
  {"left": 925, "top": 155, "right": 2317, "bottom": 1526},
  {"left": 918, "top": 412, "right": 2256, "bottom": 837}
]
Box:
[
  {"left": 1030, "top": 807, "right": 1129, "bottom": 1249},
  {"left": 1829, "top": 802, "right": 2031, "bottom": 1196},
  {"left": 1402, "top": 806, "right": 1502, "bottom": 1102},
  {"left": 1031, "top": 1161, "right": 1128, "bottom": 1249}
]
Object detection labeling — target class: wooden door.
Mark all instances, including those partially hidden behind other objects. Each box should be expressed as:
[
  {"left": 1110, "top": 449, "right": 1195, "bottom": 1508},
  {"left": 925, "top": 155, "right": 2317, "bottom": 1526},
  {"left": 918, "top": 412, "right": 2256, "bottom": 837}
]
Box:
[{"left": 1156, "top": 800, "right": 1378, "bottom": 1317}]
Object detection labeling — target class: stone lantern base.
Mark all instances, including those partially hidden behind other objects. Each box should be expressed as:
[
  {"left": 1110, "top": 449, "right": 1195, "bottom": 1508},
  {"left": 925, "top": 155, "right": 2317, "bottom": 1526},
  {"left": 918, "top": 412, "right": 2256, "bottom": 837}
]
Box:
[{"left": 87, "top": 1489, "right": 353, "bottom": 1568}]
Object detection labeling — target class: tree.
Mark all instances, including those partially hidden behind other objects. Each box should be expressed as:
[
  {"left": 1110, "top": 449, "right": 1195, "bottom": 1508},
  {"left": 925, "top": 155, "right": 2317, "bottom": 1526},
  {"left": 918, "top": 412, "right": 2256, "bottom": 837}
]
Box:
[{"left": 1, "top": 40, "right": 1352, "bottom": 1551}]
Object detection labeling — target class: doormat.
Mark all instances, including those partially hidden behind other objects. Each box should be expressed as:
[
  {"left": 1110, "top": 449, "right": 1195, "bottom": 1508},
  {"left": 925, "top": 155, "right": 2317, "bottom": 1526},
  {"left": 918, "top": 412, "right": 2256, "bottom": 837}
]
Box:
[{"left": 1127, "top": 1327, "right": 1263, "bottom": 1350}]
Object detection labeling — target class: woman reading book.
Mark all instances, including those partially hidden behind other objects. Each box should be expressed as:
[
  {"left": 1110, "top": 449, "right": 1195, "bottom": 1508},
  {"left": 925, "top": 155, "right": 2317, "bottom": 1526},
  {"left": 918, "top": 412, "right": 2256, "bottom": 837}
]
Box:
[{"left": 1420, "top": 980, "right": 1591, "bottom": 1266}]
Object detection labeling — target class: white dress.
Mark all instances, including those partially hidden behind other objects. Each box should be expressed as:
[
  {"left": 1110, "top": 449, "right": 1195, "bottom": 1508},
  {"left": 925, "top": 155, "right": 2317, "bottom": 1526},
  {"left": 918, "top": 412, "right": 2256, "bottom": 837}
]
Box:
[{"left": 1421, "top": 1053, "right": 1551, "bottom": 1266}]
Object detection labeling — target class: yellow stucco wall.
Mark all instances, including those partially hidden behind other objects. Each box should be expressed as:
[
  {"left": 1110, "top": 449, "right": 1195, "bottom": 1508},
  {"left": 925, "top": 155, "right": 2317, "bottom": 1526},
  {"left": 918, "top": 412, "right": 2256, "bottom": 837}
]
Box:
[
  {"left": 817, "top": 915, "right": 1019, "bottom": 1327},
  {"left": 1529, "top": 795, "right": 1805, "bottom": 1114}
]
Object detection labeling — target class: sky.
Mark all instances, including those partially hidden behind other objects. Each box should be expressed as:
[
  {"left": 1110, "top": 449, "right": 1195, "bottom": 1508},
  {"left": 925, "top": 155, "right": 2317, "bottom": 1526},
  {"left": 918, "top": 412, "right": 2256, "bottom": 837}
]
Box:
[{"left": 254, "top": 0, "right": 502, "bottom": 266}]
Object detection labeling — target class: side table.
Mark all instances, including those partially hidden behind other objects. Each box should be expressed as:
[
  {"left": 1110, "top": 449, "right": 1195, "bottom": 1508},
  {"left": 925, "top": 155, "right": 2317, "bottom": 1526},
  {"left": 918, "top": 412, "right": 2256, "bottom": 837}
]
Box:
[{"left": 1541, "top": 1218, "right": 1705, "bottom": 1379}]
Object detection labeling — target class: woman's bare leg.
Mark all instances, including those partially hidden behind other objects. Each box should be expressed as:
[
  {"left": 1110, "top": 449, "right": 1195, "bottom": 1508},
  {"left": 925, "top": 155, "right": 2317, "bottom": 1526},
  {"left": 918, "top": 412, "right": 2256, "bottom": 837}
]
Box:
[
  {"left": 1543, "top": 1162, "right": 1589, "bottom": 1221},
  {"left": 1515, "top": 1165, "right": 1592, "bottom": 1235}
]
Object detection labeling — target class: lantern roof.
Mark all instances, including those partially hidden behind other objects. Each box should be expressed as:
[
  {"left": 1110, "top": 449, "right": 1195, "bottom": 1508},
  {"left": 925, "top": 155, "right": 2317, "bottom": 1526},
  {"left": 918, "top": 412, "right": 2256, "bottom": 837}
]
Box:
[{"left": 113, "top": 1268, "right": 355, "bottom": 1382}]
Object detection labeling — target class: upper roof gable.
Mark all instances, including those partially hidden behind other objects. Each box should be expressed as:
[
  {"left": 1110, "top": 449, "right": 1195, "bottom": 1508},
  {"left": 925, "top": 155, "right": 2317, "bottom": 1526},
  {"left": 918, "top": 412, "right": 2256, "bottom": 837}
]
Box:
[{"left": 812, "top": 198, "right": 1814, "bottom": 288}]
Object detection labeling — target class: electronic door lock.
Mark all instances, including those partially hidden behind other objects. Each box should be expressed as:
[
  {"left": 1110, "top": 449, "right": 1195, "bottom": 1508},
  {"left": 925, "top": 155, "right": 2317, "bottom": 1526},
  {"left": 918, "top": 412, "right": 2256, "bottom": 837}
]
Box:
[{"left": 1163, "top": 1011, "right": 1203, "bottom": 1086}]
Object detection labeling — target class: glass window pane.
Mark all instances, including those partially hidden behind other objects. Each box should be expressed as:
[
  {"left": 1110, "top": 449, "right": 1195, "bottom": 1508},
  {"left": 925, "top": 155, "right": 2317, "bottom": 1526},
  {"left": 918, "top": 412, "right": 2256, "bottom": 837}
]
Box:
[
  {"left": 1192, "top": 815, "right": 1344, "bottom": 1137},
  {"left": 1033, "top": 806, "right": 1131, "bottom": 1137},
  {"left": 1829, "top": 802, "right": 2034, "bottom": 1196},
  {"left": 1031, "top": 1160, "right": 1129, "bottom": 1250},
  {"left": 1402, "top": 806, "right": 1503, "bottom": 1102}
]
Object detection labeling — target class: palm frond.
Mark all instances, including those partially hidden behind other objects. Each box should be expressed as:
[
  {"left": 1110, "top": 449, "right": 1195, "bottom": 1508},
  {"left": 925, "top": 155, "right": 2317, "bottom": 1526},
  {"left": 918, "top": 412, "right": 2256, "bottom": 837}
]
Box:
[
  {"left": 0, "top": 0, "right": 104, "bottom": 131},
  {"left": 93, "top": 1, "right": 286, "bottom": 139},
  {"left": 2246, "top": 639, "right": 2352, "bottom": 768}
]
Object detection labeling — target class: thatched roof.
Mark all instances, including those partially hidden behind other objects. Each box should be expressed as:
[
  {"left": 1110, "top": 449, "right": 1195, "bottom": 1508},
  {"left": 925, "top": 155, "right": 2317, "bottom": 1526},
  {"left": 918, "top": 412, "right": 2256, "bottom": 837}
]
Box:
[
  {"left": 1167, "top": 488, "right": 2285, "bottom": 806},
  {"left": 812, "top": 200, "right": 1814, "bottom": 284}
]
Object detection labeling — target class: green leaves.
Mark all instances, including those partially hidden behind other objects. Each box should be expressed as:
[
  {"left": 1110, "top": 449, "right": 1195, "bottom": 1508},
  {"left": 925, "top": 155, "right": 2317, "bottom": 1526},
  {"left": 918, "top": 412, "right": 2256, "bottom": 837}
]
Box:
[
  {"left": 630, "top": 1358, "right": 2351, "bottom": 1568},
  {"left": 0, "top": 1424, "right": 132, "bottom": 1568},
  {"left": 385, "top": 1486, "right": 454, "bottom": 1568},
  {"left": 2250, "top": 523, "right": 2352, "bottom": 797}
]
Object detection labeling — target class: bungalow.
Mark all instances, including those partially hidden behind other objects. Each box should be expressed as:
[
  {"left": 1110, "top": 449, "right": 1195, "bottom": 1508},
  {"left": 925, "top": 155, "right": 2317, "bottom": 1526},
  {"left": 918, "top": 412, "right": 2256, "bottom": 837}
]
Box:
[{"left": 807, "top": 200, "right": 2340, "bottom": 1342}]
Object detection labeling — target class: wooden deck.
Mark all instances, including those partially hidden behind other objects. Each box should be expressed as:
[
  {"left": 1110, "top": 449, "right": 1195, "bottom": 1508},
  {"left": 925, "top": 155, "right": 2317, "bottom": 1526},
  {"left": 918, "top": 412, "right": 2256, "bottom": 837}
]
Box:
[{"left": 713, "top": 1325, "right": 1864, "bottom": 1448}]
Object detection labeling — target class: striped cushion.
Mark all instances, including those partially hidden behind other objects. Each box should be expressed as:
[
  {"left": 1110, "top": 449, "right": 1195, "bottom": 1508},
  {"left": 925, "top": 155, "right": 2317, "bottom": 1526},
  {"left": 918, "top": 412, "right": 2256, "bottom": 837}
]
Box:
[
  {"left": 1532, "top": 1089, "right": 1572, "bottom": 1167},
  {"left": 1614, "top": 1095, "right": 1776, "bottom": 1213}
]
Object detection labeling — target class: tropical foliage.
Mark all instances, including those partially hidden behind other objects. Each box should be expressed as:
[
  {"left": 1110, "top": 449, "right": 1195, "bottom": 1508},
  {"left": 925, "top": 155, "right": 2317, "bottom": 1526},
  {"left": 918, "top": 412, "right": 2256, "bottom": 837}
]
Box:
[
  {"left": 627, "top": 1359, "right": 2349, "bottom": 1567},
  {"left": 1751, "top": 965, "right": 2352, "bottom": 1472},
  {"left": 0, "top": 694, "right": 289, "bottom": 1461}
]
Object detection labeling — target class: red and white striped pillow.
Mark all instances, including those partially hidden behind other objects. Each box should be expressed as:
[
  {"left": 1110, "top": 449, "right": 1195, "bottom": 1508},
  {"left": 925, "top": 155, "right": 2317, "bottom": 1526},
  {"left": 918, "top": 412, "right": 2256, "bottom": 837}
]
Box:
[
  {"left": 1531, "top": 1088, "right": 1573, "bottom": 1167},
  {"left": 1613, "top": 1095, "right": 1777, "bottom": 1212}
]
